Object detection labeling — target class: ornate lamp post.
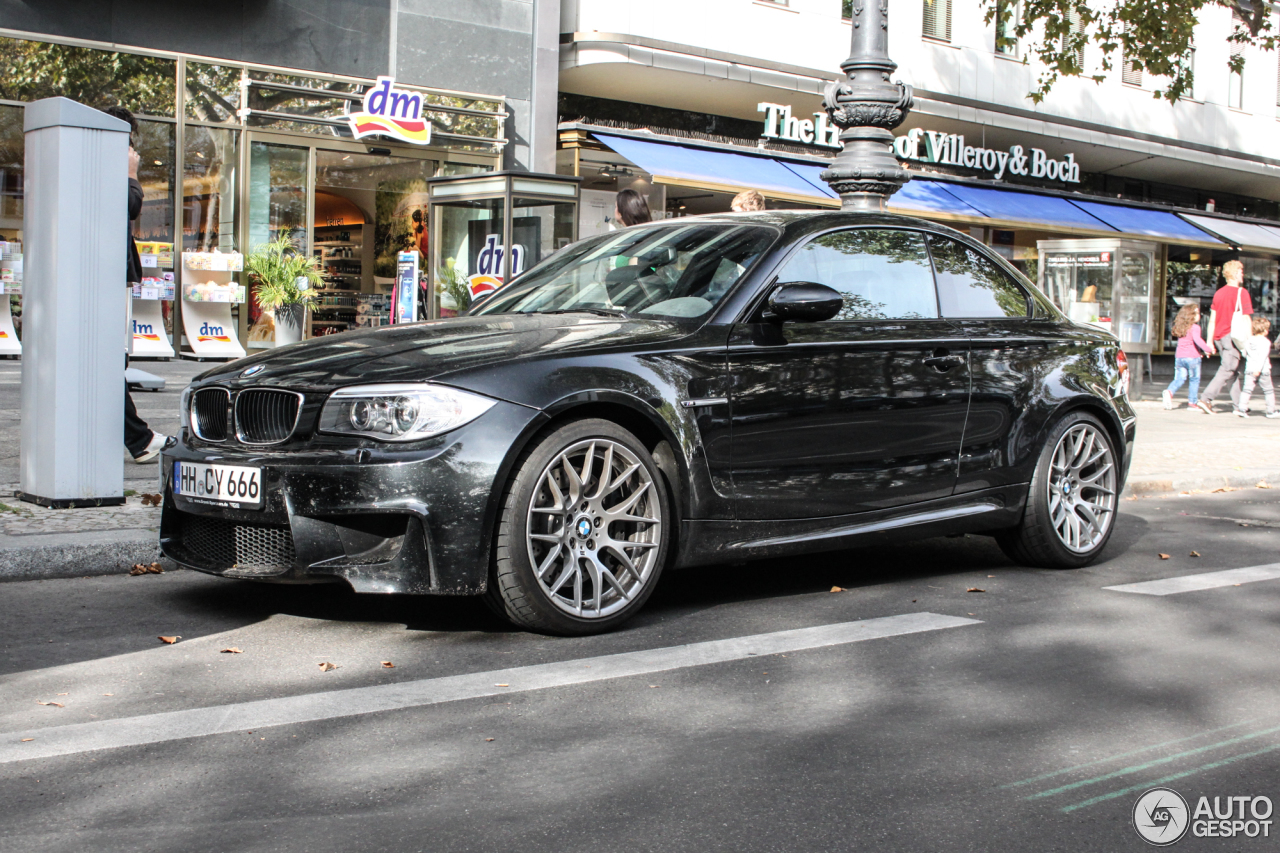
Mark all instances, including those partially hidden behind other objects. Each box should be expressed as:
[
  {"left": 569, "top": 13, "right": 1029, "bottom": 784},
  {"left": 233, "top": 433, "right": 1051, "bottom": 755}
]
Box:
[{"left": 821, "top": 0, "right": 914, "bottom": 210}]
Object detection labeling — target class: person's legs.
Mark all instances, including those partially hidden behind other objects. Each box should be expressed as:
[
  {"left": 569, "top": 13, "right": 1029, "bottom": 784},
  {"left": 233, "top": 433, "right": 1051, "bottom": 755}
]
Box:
[
  {"left": 1239, "top": 371, "right": 1258, "bottom": 414},
  {"left": 1200, "top": 337, "right": 1241, "bottom": 411},
  {"left": 1263, "top": 369, "right": 1276, "bottom": 415},
  {"left": 1186, "top": 358, "right": 1202, "bottom": 407},
  {"left": 1165, "top": 358, "right": 1189, "bottom": 408},
  {"left": 124, "top": 384, "right": 154, "bottom": 457}
]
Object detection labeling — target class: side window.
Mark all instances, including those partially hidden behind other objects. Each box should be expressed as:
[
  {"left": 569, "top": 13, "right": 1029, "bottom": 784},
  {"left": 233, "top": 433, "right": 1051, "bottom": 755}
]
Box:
[
  {"left": 928, "top": 236, "right": 1030, "bottom": 318},
  {"left": 779, "top": 229, "right": 938, "bottom": 320}
]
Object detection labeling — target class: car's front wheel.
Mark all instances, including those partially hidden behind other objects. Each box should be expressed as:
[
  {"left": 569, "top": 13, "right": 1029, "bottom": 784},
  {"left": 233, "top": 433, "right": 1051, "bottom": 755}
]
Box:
[
  {"left": 997, "top": 411, "right": 1119, "bottom": 568},
  {"left": 488, "top": 419, "right": 671, "bottom": 635}
]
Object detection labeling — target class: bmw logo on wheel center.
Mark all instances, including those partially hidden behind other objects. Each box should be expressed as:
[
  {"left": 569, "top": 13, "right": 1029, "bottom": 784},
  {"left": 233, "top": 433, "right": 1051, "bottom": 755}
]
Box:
[{"left": 576, "top": 518, "right": 592, "bottom": 539}]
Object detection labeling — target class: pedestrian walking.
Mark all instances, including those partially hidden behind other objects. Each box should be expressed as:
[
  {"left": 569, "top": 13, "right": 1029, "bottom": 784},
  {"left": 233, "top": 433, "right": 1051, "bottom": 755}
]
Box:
[
  {"left": 1162, "top": 303, "right": 1213, "bottom": 411},
  {"left": 731, "top": 190, "right": 766, "bottom": 212},
  {"left": 1196, "top": 260, "right": 1252, "bottom": 415},
  {"left": 613, "top": 189, "right": 652, "bottom": 228},
  {"left": 1236, "top": 314, "right": 1278, "bottom": 418},
  {"left": 105, "top": 105, "right": 171, "bottom": 463}
]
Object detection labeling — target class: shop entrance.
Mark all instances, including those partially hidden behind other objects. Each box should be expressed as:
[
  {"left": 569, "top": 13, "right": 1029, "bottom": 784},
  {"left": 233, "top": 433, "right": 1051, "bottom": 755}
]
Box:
[{"left": 238, "top": 134, "right": 448, "bottom": 346}]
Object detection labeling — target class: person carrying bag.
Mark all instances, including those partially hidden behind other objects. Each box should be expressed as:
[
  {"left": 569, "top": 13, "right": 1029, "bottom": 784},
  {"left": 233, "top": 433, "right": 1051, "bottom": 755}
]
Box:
[{"left": 1197, "top": 260, "right": 1253, "bottom": 415}]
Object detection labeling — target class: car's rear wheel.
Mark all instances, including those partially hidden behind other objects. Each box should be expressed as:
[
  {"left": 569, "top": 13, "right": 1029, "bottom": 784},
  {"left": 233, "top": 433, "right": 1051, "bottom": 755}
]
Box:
[
  {"left": 997, "top": 411, "right": 1119, "bottom": 568},
  {"left": 487, "top": 419, "right": 671, "bottom": 635}
]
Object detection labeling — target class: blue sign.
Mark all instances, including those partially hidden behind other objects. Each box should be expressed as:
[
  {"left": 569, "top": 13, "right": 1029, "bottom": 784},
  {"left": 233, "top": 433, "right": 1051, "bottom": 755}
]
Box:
[{"left": 394, "top": 251, "right": 419, "bottom": 324}]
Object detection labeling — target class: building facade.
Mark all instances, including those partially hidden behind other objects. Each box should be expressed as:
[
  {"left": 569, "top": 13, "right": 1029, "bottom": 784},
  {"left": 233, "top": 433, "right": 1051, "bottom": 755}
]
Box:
[
  {"left": 0, "top": 0, "right": 561, "bottom": 349},
  {"left": 557, "top": 0, "right": 1280, "bottom": 360}
]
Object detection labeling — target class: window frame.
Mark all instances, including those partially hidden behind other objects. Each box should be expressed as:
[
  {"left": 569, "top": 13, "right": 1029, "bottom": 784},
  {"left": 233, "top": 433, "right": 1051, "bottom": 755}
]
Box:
[{"left": 922, "top": 0, "right": 953, "bottom": 43}]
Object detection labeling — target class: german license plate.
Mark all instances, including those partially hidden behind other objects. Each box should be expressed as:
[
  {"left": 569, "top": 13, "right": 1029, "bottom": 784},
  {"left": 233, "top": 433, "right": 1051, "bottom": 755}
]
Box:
[{"left": 173, "top": 461, "right": 262, "bottom": 508}]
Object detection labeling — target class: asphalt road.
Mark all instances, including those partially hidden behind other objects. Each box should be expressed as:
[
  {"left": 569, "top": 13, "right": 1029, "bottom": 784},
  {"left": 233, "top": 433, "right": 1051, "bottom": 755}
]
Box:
[{"left": 2, "top": 490, "right": 1279, "bottom": 852}]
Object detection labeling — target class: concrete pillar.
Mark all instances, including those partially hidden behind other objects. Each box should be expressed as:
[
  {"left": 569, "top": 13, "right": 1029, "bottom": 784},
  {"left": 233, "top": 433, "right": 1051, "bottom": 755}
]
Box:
[{"left": 19, "top": 97, "right": 130, "bottom": 508}]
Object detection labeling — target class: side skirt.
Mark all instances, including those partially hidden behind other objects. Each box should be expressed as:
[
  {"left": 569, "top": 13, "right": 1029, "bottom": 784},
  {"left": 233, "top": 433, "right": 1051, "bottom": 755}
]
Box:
[{"left": 675, "top": 485, "right": 1028, "bottom": 568}]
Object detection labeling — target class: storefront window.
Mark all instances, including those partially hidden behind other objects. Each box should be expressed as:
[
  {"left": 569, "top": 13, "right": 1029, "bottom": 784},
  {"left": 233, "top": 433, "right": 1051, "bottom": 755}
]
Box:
[
  {"left": 433, "top": 198, "right": 505, "bottom": 317},
  {"left": 1243, "top": 256, "right": 1279, "bottom": 334},
  {"left": 248, "top": 141, "right": 308, "bottom": 250},
  {"left": 1163, "top": 261, "right": 1217, "bottom": 350},
  {"left": 134, "top": 120, "right": 175, "bottom": 246},
  {"left": 512, "top": 197, "right": 577, "bottom": 266},
  {"left": 185, "top": 62, "right": 240, "bottom": 124},
  {"left": 0, "top": 37, "right": 175, "bottom": 116},
  {"left": 1040, "top": 241, "right": 1157, "bottom": 347},
  {"left": 184, "top": 126, "right": 239, "bottom": 252},
  {"left": 0, "top": 105, "right": 23, "bottom": 239}
]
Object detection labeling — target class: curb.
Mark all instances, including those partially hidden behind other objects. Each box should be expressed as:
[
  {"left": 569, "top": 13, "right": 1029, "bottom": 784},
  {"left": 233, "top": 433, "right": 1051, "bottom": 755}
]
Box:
[
  {"left": 0, "top": 529, "right": 164, "bottom": 582},
  {"left": 1123, "top": 471, "right": 1280, "bottom": 498}
]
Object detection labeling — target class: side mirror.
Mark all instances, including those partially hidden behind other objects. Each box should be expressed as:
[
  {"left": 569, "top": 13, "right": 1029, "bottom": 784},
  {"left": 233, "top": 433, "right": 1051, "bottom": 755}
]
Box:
[{"left": 766, "top": 281, "right": 843, "bottom": 323}]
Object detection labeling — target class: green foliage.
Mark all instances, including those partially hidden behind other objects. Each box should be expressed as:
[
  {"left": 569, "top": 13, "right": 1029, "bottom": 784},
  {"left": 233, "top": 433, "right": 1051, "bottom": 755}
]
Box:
[
  {"left": 0, "top": 37, "right": 175, "bottom": 115},
  {"left": 982, "top": 0, "right": 1275, "bottom": 103},
  {"left": 436, "top": 258, "right": 472, "bottom": 312},
  {"left": 245, "top": 233, "right": 323, "bottom": 310}
]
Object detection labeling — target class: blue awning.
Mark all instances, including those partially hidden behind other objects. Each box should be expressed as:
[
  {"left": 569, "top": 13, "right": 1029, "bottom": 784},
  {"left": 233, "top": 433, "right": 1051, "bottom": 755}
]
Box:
[
  {"left": 888, "top": 180, "right": 987, "bottom": 218},
  {"left": 594, "top": 134, "right": 831, "bottom": 200},
  {"left": 940, "top": 183, "right": 1116, "bottom": 232},
  {"left": 773, "top": 161, "right": 838, "bottom": 199},
  {"left": 1070, "top": 201, "right": 1223, "bottom": 245}
]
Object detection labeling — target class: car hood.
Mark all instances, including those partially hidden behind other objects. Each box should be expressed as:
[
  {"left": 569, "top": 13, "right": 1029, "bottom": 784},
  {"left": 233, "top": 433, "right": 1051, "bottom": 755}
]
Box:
[{"left": 196, "top": 313, "right": 693, "bottom": 395}]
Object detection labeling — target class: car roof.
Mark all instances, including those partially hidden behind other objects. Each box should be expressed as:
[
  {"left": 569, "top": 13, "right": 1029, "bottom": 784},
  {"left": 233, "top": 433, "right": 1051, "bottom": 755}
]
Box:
[{"left": 639, "top": 209, "right": 974, "bottom": 243}]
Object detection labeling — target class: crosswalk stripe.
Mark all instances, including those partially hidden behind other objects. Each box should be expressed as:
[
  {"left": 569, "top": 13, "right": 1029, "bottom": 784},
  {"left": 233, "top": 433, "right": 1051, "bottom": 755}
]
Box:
[
  {"left": 1103, "top": 563, "right": 1280, "bottom": 596},
  {"left": 0, "top": 612, "right": 979, "bottom": 764}
]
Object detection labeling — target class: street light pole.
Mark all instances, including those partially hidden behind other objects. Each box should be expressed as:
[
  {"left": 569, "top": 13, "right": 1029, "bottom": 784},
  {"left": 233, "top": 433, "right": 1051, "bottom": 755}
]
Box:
[{"left": 821, "top": 0, "right": 914, "bottom": 210}]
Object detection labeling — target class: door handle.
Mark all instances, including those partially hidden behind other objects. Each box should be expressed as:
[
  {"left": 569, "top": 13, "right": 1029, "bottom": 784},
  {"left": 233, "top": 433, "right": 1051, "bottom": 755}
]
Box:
[{"left": 923, "top": 348, "right": 964, "bottom": 371}]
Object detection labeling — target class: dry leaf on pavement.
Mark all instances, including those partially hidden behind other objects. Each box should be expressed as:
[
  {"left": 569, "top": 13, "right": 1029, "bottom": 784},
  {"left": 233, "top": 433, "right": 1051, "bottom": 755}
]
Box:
[
  {"left": 485, "top": 738, "right": 495, "bottom": 742},
  {"left": 1158, "top": 553, "right": 1170, "bottom": 560},
  {"left": 220, "top": 647, "right": 243, "bottom": 654},
  {"left": 1189, "top": 551, "right": 1201, "bottom": 557},
  {"left": 158, "top": 636, "right": 180, "bottom": 644},
  {"left": 495, "top": 683, "right": 509, "bottom": 687},
  {"left": 1257, "top": 482, "right": 1272, "bottom": 489},
  {"left": 381, "top": 661, "right": 395, "bottom": 668},
  {"left": 140, "top": 493, "right": 162, "bottom": 506},
  {"left": 318, "top": 662, "right": 339, "bottom": 672},
  {"left": 967, "top": 587, "right": 985, "bottom": 593},
  {"left": 130, "top": 562, "right": 164, "bottom": 576},
  {"left": 36, "top": 701, "right": 63, "bottom": 708},
  {"left": 20, "top": 738, "right": 32, "bottom": 742},
  {"left": 829, "top": 586, "right": 844, "bottom": 593}
]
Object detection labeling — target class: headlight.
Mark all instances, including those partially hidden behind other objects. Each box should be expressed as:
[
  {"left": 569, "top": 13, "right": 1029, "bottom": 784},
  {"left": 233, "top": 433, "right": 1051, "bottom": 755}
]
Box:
[{"left": 318, "top": 383, "right": 496, "bottom": 442}]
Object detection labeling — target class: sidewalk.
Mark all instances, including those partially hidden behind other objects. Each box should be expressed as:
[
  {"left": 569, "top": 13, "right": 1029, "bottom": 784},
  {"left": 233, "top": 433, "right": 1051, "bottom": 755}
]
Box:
[{"left": 0, "top": 364, "right": 1277, "bottom": 582}]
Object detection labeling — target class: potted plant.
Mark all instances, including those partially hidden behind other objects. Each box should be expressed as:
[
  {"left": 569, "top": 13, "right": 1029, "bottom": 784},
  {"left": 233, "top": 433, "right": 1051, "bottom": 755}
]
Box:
[
  {"left": 436, "top": 257, "right": 471, "bottom": 318},
  {"left": 245, "top": 233, "right": 324, "bottom": 345}
]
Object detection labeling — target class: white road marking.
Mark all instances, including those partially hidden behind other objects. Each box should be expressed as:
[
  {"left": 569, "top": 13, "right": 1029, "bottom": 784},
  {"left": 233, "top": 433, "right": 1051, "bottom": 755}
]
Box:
[
  {"left": 0, "top": 612, "right": 977, "bottom": 764},
  {"left": 1104, "top": 563, "right": 1280, "bottom": 596}
]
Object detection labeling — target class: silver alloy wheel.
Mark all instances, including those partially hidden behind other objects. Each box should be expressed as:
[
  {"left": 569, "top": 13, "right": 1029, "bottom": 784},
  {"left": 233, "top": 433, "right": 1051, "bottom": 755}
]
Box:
[
  {"left": 526, "top": 438, "right": 663, "bottom": 618},
  {"left": 1048, "top": 422, "right": 1117, "bottom": 553}
]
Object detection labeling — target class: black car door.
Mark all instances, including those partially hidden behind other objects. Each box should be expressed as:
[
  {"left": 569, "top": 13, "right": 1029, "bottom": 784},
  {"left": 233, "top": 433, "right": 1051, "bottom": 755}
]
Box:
[
  {"left": 926, "top": 234, "right": 1058, "bottom": 493},
  {"left": 727, "top": 227, "right": 971, "bottom": 520}
]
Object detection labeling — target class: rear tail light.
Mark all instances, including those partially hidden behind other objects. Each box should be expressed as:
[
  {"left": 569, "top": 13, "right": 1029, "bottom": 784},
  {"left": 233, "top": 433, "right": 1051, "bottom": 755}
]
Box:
[{"left": 1116, "top": 349, "right": 1129, "bottom": 396}]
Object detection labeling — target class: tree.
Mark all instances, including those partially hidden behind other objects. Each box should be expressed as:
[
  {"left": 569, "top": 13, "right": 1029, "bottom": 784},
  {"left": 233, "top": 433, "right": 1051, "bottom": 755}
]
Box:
[{"left": 984, "top": 0, "right": 1276, "bottom": 103}]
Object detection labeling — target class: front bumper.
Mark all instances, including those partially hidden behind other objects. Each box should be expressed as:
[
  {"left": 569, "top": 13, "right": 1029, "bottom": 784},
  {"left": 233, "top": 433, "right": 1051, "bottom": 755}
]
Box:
[{"left": 159, "top": 400, "right": 546, "bottom": 594}]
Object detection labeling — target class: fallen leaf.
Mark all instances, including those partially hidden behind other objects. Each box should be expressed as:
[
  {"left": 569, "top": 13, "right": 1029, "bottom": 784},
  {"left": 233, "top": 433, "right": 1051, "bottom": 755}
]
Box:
[
  {"left": 1179, "top": 491, "right": 1191, "bottom": 496},
  {"left": 318, "top": 662, "right": 339, "bottom": 672},
  {"left": 36, "top": 701, "right": 63, "bottom": 708},
  {"left": 648, "top": 685, "right": 659, "bottom": 688},
  {"left": 967, "top": 587, "right": 985, "bottom": 593},
  {"left": 56, "top": 693, "right": 67, "bottom": 696},
  {"left": 158, "top": 636, "right": 180, "bottom": 644},
  {"left": 911, "top": 599, "right": 917, "bottom": 603},
  {"left": 829, "top": 586, "right": 844, "bottom": 593},
  {"left": 1189, "top": 550, "right": 1201, "bottom": 558},
  {"left": 129, "top": 562, "right": 163, "bottom": 576},
  {"left": 484, "top": 738, "right": 495, "bottom": 742},
  {"left": 495, "top": 683, "right": 509, "bottom": 687},
  {"left": 1257, "top": 482, "right": 1272, "bottom": 489},
  {"left": 381, "top": 661, "right": 395, "bottom": 669},
  {"left": 20, "top": 738, "right": 32, "bottom": 742},
  {"left": 102, "top": 693, "right": 113, "bottom": 696},
  {"left": 140, "top": 493, "right": 162, "bottom": 506},
  {"left": 220, "top": 647, "right": 243, "bottom": 654},
  {"left": 987, "top": 575, "right": 995, "bottom": 578},
  {"left": 1158, "top": 553, "right": 1170, "bottom": 560},
  {"left": 1211, "top": 487, "right": 1235, "bottom": 493}
]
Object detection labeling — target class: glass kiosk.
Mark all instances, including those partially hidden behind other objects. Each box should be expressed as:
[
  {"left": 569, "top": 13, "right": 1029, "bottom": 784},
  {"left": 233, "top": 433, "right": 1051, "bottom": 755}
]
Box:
[
  {"left": 1039, "top": 238, "right": 1159, "bottom": 395},
  {"left": 427, "top": 172, "right": 580, "bottom": 318}
]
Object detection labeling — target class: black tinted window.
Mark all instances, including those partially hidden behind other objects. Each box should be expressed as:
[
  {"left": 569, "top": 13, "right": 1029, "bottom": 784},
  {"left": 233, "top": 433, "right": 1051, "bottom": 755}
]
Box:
[
  {"left": 779, "top": 229, "right": 937, "bottom": 320},
  {"left": 929, "top": 236, "right": 1029, "bottom": 318}
]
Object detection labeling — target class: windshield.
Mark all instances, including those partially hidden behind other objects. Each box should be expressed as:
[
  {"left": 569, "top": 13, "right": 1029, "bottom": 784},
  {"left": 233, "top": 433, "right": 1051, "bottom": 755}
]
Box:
[{"left": 472, "top": 222, "right": 777, "bottom": 321}]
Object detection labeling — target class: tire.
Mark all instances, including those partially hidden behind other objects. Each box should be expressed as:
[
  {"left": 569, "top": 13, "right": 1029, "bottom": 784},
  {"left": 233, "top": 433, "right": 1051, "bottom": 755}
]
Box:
[
  {"left": 487, "top": 418, "right": 672, "bottom": 635},
  {"left": 996, "top": 411, "right": 1119, "bottom": 569}
]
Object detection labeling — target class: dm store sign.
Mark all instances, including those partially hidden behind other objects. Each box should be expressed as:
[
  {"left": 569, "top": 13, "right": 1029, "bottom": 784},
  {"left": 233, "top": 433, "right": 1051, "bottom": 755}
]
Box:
[{"left": 347, "top": 76, "right": 432, "bottom": 146}]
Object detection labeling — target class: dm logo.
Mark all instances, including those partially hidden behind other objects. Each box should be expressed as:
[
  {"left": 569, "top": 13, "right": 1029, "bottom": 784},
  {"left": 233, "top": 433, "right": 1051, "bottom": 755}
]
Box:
[
  {"left": 197, "top": 321, "right": 232, "bottom": 344},
  {"left": 347, "top": 76, "right": 432, "bottom": 145},
  {"left": 1132, "top": 787, "right": 1190, "bottom": 846},
  {"left": 468, "top": 234, "right": 527, "bottom": 297},
  {"left": 132, "top": 320, "right": 161, "bottom": 342}
]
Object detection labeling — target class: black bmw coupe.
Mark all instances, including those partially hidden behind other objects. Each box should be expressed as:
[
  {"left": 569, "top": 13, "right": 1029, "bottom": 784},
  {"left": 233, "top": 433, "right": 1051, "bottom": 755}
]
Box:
[{"left": 161, "top": 211, "right": 1135, "bottom": 634}]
